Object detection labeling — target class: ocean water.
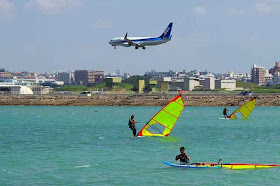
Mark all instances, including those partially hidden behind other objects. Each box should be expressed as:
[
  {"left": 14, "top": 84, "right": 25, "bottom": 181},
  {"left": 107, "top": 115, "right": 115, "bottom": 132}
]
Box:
[{"left": 0, "top": 106, "right": 280, "bottom": 185}]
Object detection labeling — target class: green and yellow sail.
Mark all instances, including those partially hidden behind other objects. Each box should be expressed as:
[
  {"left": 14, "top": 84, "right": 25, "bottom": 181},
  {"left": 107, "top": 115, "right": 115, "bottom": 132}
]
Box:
[
  {"left": 228, "top": 97, "right": 256, "bottom": 119},
  {"left": 137, "top": 95, "right": 185, "bottom": 137}
]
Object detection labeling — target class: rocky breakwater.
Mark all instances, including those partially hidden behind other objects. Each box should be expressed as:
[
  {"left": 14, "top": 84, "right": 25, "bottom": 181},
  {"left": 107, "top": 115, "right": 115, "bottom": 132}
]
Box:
[{"left": 0, "top": 94, "right": 279, "bottom": 106}]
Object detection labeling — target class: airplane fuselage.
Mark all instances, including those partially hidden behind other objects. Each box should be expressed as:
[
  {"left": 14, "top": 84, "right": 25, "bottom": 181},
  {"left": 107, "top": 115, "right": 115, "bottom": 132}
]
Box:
[
  {"left": 109, "top": 22, "right": 173, "bottom": 49},
  {"left": 109, "top": 36, "right": 170, "bottom": 47}
]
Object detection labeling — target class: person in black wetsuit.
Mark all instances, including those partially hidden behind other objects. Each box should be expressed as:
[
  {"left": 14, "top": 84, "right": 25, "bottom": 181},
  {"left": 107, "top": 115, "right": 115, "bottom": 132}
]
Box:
[
  {"left": 223, "top": 107, "right": 229, "bottom": 118},
  {"left": 175, "top": 146, "right": 191, "bottom": 164},
  {"left": 128, "top": 115, "right": 140, "bottom": 137}
]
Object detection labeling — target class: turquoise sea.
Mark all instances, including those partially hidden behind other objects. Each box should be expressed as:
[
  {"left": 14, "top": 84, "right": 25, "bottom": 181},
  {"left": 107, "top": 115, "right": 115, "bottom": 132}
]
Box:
[{"left": 0, "top": 106, "right": 280, "bottom": 185}]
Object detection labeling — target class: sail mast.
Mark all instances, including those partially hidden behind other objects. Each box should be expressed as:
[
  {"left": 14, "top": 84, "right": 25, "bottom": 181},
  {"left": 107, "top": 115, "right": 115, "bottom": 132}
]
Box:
[
  {"left": 228, "top": 97, "right": 256, "bottom": 119},
  {"left": 137, "top": 95, "right": 185, "bottom": 137}
]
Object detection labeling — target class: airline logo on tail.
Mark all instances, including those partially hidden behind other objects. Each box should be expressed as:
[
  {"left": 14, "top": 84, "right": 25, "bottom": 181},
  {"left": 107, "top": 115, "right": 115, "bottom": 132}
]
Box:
[
  {"left": 164, "top": 27, "right": 170, "bottom": 36},
  {"left": 161, "top": 22, "right": 173, "bottom": 38}
]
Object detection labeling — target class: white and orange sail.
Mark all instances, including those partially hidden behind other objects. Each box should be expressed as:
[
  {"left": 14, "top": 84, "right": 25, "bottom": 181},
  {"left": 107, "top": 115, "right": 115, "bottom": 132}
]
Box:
[
  {"left": 228, "top": 97, "right": 256, "bottom": 119},
  {"left": 137, "top": 95, "right": 185, "bottom": 137}
]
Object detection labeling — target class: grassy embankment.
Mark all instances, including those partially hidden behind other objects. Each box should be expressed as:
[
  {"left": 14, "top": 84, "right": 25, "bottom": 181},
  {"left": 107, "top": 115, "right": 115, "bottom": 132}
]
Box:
[
  {"left": 236, "top": 81, "right": 280, "bottom": 93},
  {"left": 54, "top": 83, "right": 133, "bottom": 92}
]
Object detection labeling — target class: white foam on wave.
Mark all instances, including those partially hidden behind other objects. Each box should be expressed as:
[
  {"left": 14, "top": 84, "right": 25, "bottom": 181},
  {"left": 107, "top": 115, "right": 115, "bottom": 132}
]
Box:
[
  {"left": 98, "top": 137, "right": 104, "bottom": 140},
  {"left": 2, "top": 169, "right": 12, "bottom": 174},
  {"left": 74, "top": 165, "right": 91, "bottom": 168},
  {"left": 219, "top": 118, "right": 230, "bottom": 120}
]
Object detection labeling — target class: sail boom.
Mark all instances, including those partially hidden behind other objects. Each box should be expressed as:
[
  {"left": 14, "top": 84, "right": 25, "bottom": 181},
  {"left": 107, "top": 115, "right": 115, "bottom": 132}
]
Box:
[
  {"left": 137, "top": 95, "right": 185, "bottom": 137},
  {"left": 228, "top": 97, "right": 256, "bottom": 119}
]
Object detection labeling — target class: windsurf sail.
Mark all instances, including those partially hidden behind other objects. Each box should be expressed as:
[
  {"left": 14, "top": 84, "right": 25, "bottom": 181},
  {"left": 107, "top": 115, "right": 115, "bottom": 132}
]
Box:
[
  {"left": 228, "top": 97, "right": 256, "bottom": 119},
  {"left": 137, "top": 95, "right": 185, "bottom": 137}
]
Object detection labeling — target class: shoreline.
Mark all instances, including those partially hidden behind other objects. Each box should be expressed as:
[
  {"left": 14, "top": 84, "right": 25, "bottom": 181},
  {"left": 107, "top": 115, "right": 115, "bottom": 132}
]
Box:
[{"left": 0, "top": 94, "right": 280, "bottom": 106}]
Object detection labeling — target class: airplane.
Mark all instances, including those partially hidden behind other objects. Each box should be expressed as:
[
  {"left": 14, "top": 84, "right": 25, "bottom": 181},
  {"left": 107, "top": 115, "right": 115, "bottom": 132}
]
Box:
[{"left": 109, "top": 22, "right": 173, "bottom": 49}]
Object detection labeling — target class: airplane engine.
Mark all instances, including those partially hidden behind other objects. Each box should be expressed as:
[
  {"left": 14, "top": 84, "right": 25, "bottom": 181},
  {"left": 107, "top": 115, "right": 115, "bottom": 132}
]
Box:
[{"left": 122, "top": 42, "right": 131, "bottom": 47}]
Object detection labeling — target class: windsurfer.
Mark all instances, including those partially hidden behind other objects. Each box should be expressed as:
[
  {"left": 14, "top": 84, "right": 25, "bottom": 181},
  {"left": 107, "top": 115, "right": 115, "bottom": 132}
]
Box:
[
  {"left": 175, "top": 147, "right": 191, "bottom": 164},
  {"left": 128, "top": 115, "right": 140, "bottom": 137},
  {"left": 223, "top": 107, "right": 229, "bottom": 118}
]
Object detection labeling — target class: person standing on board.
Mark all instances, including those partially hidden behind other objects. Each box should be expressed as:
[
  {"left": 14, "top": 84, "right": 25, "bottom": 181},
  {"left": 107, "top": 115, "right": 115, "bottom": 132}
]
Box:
[
  {"left": 128, "top": 115, "right": 140, "bottom": 137},
  {"left": 175, "top": 147, "right": 191, "bottom": 164},
  {"left": 223, "top": 107, "right": 229, "bottom": 118}
]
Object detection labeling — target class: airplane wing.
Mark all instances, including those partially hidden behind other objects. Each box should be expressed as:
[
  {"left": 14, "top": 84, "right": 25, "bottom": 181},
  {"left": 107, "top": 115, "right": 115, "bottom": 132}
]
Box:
[{"left": 124, "top": 33, "right": 142, "bottom": 47}]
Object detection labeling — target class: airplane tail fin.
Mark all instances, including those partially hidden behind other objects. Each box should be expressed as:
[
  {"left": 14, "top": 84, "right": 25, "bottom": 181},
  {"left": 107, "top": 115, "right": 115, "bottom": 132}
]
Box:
[{"left": 159, "top": 22, "right": 173, "bottom": 38}]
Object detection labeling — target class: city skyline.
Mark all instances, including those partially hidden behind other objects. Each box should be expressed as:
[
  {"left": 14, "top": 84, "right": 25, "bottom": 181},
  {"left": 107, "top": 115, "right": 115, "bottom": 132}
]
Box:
[
  {"left": 1, "top": 0, "right": 280, "bottom": 74},
  {"left": 1, "top": 62, "right": 280, "bottom": 94}
]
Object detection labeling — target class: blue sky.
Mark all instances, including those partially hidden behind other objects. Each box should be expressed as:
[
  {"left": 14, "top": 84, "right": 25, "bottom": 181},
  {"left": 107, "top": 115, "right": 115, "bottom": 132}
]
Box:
[{"left": 1, "top": 0, "right": 280, "bottom": 74}]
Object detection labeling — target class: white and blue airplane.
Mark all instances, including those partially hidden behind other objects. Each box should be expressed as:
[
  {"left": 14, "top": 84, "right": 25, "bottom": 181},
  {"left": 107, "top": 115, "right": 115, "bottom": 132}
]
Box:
[{"left": 109, "top": 22, "right": 173, "bottom": 49}]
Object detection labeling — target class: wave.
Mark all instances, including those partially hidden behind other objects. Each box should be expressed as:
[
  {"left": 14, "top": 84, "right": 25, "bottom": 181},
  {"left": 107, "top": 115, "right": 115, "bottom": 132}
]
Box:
[{"left": 74, "top": 165, "right": 91, "bottom": 168}]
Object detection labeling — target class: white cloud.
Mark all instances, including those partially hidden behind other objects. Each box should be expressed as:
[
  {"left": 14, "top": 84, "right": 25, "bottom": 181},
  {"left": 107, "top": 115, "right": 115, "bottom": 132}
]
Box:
[
  {"left": 254, "top": 0, "right": 280, "bottom": 14},
  {"left": 24, "top": 0, "right": 84, "bottom": 15},
  {"left": 94, "top": 19, "right": 112, "bottom": 29},
  {"left": 0, "top": 0, "right": 15, "bottom": 21},
  {"left": 192, "top": 6, "right": 208, "bottom": 15}
]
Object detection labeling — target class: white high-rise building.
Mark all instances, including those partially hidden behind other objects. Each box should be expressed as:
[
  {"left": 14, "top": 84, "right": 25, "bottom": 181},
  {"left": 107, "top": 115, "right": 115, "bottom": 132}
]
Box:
[
  {"left": 251, "top": 64, "right": 265, "bottom": 85},
  {"left": 57, "top": 72, "right": 73, "bottom": 85},
  {"left": 273, "top": 72, "right": 280, "bottom": 85}
]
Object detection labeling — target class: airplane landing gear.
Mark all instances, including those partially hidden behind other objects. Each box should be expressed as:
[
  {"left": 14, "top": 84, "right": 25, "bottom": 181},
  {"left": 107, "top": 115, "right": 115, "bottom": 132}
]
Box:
[
  {"left": 135, "top": 46, "right": 138, "bottom": 49},
  {"left": 114, "top": 46, "right": 116, "bottom": 49},
  {"left": 142, "top": 46, "right": 146, "bottom": 50}
]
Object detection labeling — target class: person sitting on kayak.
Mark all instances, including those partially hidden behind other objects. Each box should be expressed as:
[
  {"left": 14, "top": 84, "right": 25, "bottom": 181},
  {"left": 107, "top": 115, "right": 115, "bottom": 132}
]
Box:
[
  {"left": 223, "top": 107, "right": 229, "bottom": 118},
  {"left": 128, "top": 115, "right": 140, "bottom": 137},
  {"left": 175, "top": 146, "right": 191, "bottom": 164}
]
